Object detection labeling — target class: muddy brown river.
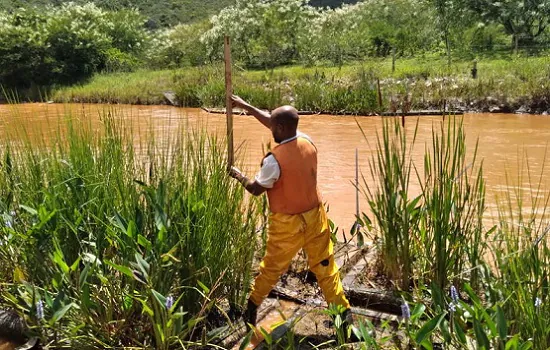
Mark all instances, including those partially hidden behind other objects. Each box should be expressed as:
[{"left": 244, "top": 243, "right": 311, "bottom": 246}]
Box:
[{"left": 1, "top": 103, "right": 549, "bottom": 233}]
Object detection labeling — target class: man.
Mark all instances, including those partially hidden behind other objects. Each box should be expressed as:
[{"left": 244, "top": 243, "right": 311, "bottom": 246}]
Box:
[
  {"left": 0, "top": 309, "right": 41, "bottom": 350},
  {"left": 228, "top": 95, "right": 353, "bottom": 332}
]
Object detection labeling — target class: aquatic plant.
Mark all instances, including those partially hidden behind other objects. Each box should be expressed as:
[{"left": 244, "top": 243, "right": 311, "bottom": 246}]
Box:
[
  {"left": 0, "top": 107, "right": 260, "bottom": 348},
  {"left": 360, "top": 118, "right": 420, "bottom": 290}
]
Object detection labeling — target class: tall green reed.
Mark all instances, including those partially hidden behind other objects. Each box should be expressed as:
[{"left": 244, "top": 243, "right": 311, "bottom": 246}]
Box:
[
  {"left": 490, "top": 153, "right": 550, "bottom": 349},
  {"left": 360, "top": 119, "right": 420, "bottom": 290},
  {"left": 418, "top": 118, "right": 487, "bottom": 291},
  {"left": 362, "top": 117, "right": 487, "bottom": 293},
  {"left": 0, "top": 108, "right": 260, "bottom": 348}
]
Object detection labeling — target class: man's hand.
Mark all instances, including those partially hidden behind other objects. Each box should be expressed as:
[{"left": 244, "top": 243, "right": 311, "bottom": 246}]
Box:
[
  {"left": 231, "top": 95, "right": 250, "bottom": 110},
  {"left": 231, "top": 94, "right": 272, "bottom": 129},
  {"left": 227, "top": 166, "right": 267, "bottom": 196},
  {"left": 228, "top": 166, "right": 243, "bottom": 180}
]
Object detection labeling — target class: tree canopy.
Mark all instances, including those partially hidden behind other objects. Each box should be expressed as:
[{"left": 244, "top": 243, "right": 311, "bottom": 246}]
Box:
[{"left": 0, "top": 0, "right": 359, "bottom": 26}]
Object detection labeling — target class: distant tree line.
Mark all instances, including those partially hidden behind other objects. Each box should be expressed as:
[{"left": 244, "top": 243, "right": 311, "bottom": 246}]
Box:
[
  {"left": 1, "top": 0, "right": 550, "bottom": 91},
  {"left": 0, "top": 0, "right": 360, "bottom": 27}
]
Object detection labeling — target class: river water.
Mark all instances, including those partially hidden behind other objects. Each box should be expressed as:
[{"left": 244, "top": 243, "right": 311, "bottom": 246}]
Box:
[{"left": 1, "top": 103, "right": 549, "bottom": 233}]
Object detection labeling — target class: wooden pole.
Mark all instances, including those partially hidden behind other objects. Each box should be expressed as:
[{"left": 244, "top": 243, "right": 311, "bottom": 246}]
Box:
[
  {"left": 377, "top": 78, "right": 382, "bottom": 109},
  {"left": 355, "top": 148, "right": 359, "bottom": 220},
  {"left": 224, "top": 36, "right": 234, "bottom": 168},
  {"left": 391, "top": 47, "right": 396, "bottom": 73}
]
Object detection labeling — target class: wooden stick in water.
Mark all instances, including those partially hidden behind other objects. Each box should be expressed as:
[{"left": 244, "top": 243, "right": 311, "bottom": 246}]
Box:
[
  {"left": 224, "top": 36, "right": 234, "bottom": 167},
  {"left": 355, "top": 148, "right": 359, "bottom": 220}
]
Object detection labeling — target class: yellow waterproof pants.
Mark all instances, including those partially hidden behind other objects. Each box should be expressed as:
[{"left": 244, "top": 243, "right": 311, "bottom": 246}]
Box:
[{"left": 249, "top": 205, "right": 350, "bottom": 309}]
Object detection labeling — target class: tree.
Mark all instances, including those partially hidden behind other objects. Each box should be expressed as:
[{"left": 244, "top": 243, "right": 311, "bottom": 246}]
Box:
[
  {"left": 201, "top": 0, "right": 317, "bottom": 68},
  {"left": 467, "top": 0, "right": 550, "bottom": 51},
  {"left": 0, "top": 3, "right": 149, "bottom": 89},
  {"left": 303, "top": 0, "right": 437, "bottom": 65}
]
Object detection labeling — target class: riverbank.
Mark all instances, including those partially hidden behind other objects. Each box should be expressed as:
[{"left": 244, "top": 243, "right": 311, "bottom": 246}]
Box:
[{"left": 51, "top": 55, "right": 550, "bottom": 115}]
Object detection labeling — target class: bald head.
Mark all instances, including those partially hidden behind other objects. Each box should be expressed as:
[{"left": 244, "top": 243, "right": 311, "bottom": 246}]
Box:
[
  {"left": 271, "top": 105, "right": 299, "bottom": 131},
  {"left": 270, "top": 105, "right": 299, "bottom": 144}
]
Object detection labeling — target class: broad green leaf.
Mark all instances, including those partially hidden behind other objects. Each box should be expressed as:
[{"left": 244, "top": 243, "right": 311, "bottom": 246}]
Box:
[
  {"left": 151, "top": 289, "right": 167, "bottom": 309},
  {"left": 14, "top": 267, "right": 26, "bottom": 283},
  {"left": 411, "top": 303, "right": 426, "bottom": 321},
  {"left": 420, "top": 339, "right": 433, "bottom": 350},
  {"left": 19, "top": 204, "right": 37, "bottom": 216},
  {"left": 464, "top": 283, "right": 481, "bottom": 306},
  {"left": 440, "top": 318, "right": 452, "bottom": 343},
  {"left": 52, "top": 303, "right": 75, "bottom": 323},
  {"left": 141, "top": 301, "right": 154, "bottom": 317},
  {"left": 154, "top": 323, "right": 165, "bottom": 342},
  {"left": 454, "top": 319, "right": 467, "bottom": 344},
  {"left": 79, "top": 264, "right": 90, "bottom": 287},
  {"left": 52, "top": 249, "right": 69, "bottom": 274},
  {"left": 239, "top": 330, "right": 253, "bottom": 350},
  {"left": 70, "top": 256, "right": 82, "bottom": 272},
  {"left": 137, "top": 234, "right": 152, "bottom": 251},
  {"left": 506, "top": 334, "right": 519, "bottom": 350},
  {"left": 134, "top": 253, "right": 150, "bottom": 281},
  {"left": 127, "top": 220, "right": 137, "bottom": 239},
  {"left": 519, "top": 340, "right": 533, "bottom": 350},
  {"left": 480, "top": 307, "right": 497, "bottom": 336},
  {"left": 473, "top": 318, "right": 490, "bottom": 350},
  {"left": 415, "top": 312, "right": 446, "bottom": 344},
  {"left": 496, "top": 305, "right": 507, "bottom": 340},
  {"left": 104, "top": 260, "right": 134, "bottom": 279}
]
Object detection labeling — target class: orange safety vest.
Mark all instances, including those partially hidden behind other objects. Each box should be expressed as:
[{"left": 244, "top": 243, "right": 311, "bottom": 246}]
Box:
[{"left": 266, "top": 136, "right": 322, "bottom": 214}]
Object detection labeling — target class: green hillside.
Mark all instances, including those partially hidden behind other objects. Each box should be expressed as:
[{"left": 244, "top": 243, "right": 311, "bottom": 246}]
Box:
[{"left": 0, "top": 0, "right": 358, "bottom": 26}]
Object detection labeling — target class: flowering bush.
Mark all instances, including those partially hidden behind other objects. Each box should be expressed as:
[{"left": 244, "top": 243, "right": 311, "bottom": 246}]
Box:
[
  {"left": 146, "top": 21, "right": 210, "bottom": 69},
  {"left": 0, "top": 3, "right": 148, "bottom": 88},
  {"left": 201, "top": 0, "right": 318, "bottom": 68}
]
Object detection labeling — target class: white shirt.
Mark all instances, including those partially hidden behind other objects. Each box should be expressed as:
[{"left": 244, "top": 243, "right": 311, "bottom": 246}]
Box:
[{"left": 255, "top": 132, "right": 312, "bottom": 188}]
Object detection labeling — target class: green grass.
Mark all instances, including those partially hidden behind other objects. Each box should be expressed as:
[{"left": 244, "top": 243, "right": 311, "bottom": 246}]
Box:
[
  {"left": 53, "top": 69, "right": 177, "bottom": 105},
  {"left": 356, "top": 118, "right": 548, "bottom": 349},
  {"left": 52, "top": 55, "right": 550, "bottom": 114},
  {"left": 0, "top": 107, "right": 261, "bottom": 348}
]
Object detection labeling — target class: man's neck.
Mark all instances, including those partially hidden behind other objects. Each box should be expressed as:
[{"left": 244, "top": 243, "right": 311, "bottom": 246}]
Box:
[{"left": 279, "top": 132, "right": 298, "bottom": 145}]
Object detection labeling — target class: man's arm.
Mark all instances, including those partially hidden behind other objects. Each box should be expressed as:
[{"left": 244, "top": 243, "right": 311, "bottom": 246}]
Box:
[
  {"left": 231, "top": 95, "right": 271, "bottom": 129},
  {"left": 229, "top": 167, "right": 268, "bottom": 196}
]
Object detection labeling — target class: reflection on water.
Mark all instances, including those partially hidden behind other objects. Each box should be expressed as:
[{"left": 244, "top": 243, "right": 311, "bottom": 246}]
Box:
[{"left": 1, "top": 103, "right": 549, "bottom": 233}]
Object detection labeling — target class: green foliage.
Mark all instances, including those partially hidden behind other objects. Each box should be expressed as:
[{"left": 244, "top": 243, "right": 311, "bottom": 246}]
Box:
[
  {"left": 0, "top": 0, "right": 361, "bottom": 26},
  {"left": 360, "top": 119, "right": 420, "bottom": 290},
  {"left": 467, "top": 0, "right": 550, "bottom": 47},
  {"left": 53, "top": 55, "right": 550, "bottom": 114},
  {"left": 419, "top": 119, "right": 486, "bottom": 290},
  {"left": 0, "top": 3, "right": 148, "bottom": 90},
  {"left": 362, "top": 118, "right": 487, "bottom": 291},
  {"left": 303, "top": 0, "right": 438, "bottom": 65},
  {"left": 201, "top": 0, "right": 318, "bottom": 68},
  {"left": 147, "top": 21, "right": 211, "bottom": 69},
  {"left": 0, "top": 9, "right": 50, "bottom": 88},
  {"left": 0, "top": 109, "right": 260, "bottom": 347},
  {"left": 0, "top": 0, "right": 235, "bottom": 27}
]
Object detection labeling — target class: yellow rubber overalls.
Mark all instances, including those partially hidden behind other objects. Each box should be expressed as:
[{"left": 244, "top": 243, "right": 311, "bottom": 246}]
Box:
[{"left": 249, "top": 136, "right": 350, "bottom": 310}]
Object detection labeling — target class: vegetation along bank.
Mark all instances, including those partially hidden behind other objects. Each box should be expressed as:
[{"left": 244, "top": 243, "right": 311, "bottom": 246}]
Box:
[{"left": 1, "top": 0, "right": 550, "bottom": 114}]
